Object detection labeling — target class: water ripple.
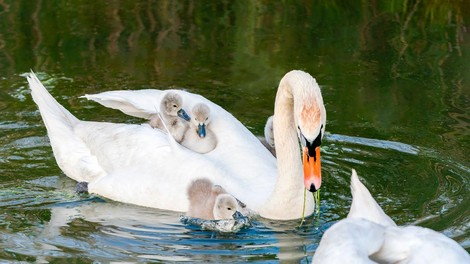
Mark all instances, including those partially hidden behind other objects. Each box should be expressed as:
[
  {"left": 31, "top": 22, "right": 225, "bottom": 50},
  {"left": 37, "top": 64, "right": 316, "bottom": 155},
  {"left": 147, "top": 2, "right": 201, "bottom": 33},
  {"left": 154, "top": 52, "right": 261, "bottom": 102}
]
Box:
[{"left": 0, "top": 133, "right": 468, "bottom": 261}]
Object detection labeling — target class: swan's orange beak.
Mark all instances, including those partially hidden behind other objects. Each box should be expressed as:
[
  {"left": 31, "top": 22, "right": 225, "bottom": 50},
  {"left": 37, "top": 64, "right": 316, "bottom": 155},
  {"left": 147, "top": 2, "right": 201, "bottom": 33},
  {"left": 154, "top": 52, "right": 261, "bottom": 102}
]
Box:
[{"left": 303, "top": 146, "right": 321, "bottom": 192}]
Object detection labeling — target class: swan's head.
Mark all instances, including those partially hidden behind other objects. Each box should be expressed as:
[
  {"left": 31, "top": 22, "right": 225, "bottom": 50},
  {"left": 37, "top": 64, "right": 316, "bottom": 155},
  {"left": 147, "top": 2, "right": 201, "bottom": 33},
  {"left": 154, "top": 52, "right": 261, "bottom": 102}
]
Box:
[
  {"left": 160, "top": 92, "right": 191, "bottom": 121},
  {"left": 292, "top": 74, "right": 326, "bottom": 193},
  {"left": 191, "top": 103, "right": 211, "bottom": 138},
  {"left": 213, "top": 194, "right": 240, "bottom": 220}
]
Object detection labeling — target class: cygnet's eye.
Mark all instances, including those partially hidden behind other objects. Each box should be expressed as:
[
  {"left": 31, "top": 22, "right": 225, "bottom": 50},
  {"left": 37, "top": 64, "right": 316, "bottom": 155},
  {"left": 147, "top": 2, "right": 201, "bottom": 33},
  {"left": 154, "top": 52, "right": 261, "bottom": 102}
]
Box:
[
  {"left": 227, "top": 207, "right": 232, "bottom": 210},
  {"left": 205, "top": 117, "right": 208, "bottom": 121},
  {"left": 173, "top": 104, "right": 177, "bottom": 108}
]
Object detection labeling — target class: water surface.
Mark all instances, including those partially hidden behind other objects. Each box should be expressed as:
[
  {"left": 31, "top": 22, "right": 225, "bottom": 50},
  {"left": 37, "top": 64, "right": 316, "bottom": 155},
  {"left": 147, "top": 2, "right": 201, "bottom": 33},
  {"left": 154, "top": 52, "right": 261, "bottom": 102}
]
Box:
[{"left": 0, "top": 1, "right": 469, "bottom": 262}]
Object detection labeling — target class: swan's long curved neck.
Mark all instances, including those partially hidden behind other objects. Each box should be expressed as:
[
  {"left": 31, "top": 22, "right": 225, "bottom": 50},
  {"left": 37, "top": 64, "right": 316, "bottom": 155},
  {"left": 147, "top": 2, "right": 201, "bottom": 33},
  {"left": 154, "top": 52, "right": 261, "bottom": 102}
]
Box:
[
  {"left": 259, "top": 72, "right": 315, "bottom": 219},
  {"left": 273, "top": 80, "right": 304, "bottom": 200}
]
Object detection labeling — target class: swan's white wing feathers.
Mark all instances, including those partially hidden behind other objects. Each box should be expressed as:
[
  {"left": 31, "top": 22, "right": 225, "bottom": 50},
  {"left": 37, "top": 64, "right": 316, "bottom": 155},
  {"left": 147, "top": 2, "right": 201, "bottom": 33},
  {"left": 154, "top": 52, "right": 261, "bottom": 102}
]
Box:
[
  {"left": 82, "top": 90, "right": 164, "bottom": 119},
  {"left": 348, "top": 169, "right": 396, "bottom": 227}
]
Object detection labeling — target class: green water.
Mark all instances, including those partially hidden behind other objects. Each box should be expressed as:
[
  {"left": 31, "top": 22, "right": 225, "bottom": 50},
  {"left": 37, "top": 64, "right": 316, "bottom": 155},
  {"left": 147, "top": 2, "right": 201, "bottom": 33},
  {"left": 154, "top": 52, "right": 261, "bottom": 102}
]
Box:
[{"left": 0, "top": 1, "right": 469, "bottom": 262}]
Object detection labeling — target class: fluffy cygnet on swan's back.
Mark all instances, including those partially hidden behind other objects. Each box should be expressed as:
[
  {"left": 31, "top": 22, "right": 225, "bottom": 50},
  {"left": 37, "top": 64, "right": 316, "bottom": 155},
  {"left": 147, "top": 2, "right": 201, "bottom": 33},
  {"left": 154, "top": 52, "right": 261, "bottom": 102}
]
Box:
[
  {"left": 149, "top": 91, "right": 190, "bottom": 142},
  {"left": 181, "top": 103, "right": 217, "bottom": 154},
  {"left": 258, "top": 115, "right": 276, "bottom": 157}
]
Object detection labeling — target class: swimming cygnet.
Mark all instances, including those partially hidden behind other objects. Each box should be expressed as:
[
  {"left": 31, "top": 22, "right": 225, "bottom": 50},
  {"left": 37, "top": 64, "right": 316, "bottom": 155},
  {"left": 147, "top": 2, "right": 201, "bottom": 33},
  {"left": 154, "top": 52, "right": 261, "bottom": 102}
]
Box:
[
  {"left": 258, "top": 115, "right": 276, "bottom": 157},
  {"left": 181, "top": 103, "right": 217, "bottom": 154},
  {"left": 212, "top": 194, "right": 241, "bottom": 220},
  {"left": 149, "top": 92, "right": 191, "bottom": 142},
  {"left": 186, "top": 178, "right": 240, "bottom": 220}
]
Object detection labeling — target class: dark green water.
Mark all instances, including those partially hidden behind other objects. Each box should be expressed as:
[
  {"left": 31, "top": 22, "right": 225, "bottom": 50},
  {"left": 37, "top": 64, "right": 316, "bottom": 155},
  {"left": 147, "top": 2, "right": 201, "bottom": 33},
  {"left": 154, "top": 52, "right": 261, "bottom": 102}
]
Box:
[{"left": 0, "top": 1, "right": 469, "bottom": 262}]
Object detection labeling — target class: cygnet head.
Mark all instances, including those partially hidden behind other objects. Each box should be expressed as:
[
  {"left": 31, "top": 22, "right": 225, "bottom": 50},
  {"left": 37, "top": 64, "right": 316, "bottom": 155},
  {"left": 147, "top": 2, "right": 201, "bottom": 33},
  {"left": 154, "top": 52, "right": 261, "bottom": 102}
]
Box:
[
  {"left": 213, "top": 194, "right": 240, "bottom": 220},
  {"left": 160, "top": 92, "right": 190, "bottom": 121},
  {"left": 264, "top": 115, "right": 275, "bottom": 148},
  {"left": 191, "top": 103, "right": 211, "bottom": 138}
]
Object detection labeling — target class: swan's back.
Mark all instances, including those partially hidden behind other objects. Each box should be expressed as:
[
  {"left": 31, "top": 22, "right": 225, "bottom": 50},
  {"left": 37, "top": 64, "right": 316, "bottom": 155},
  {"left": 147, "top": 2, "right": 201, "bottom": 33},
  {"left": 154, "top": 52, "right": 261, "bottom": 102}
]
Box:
[
  {"left": 313, "top": 218, "right": 385, "bottom": 264},
  {"left": 371, "top": 225, "right": 470, "bottom": 263},
  {"left": 84, "top": 89, "right": 278, "bottom": 210}
]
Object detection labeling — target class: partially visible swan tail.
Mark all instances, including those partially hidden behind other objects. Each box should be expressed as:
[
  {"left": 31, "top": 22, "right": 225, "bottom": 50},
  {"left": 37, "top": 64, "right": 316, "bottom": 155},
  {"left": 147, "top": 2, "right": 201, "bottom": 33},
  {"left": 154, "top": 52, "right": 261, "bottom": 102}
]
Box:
[
  {"left": 27, "top": 71, "right": 79, "bottom": 128},
  {"left": 27, "top": 71, "right": 105, "bottom": 182},
  {"left": 348, "top": 169, "right": 396, "bottom": 227}
]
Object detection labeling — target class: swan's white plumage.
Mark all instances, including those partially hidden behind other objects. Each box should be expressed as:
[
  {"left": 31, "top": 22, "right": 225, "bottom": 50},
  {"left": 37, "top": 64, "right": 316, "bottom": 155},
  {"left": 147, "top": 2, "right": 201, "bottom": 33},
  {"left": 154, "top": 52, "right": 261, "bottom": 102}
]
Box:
[
  {"left": 348, "top": 169, "right": 396, "bottom": 227},
  {"left": 313, "top": 169, "right": 470, "bottom": 263},
  {"left": 28, "top": 70, "right": 325, "bottom": 219}
]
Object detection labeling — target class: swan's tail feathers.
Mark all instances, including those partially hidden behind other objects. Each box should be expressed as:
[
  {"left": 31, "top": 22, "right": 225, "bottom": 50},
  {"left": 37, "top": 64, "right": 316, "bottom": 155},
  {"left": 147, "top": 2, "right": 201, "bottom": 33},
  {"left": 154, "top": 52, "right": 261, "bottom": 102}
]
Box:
[
  {"left": 348, "top": 169, "right": 396, "bottom": 227},
  {"left": 27, "top": 71, "right": 79, "bottom": 128},
  {"left": 27, "top": 71, "right": 105, "bottom": 183}
]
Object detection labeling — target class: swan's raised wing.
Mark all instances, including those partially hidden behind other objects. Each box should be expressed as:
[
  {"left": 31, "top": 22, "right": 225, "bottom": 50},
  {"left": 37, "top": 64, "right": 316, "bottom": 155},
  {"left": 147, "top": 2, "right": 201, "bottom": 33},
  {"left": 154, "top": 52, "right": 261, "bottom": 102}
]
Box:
[
  {"left": 82, "top": 89, "right": 164, "bottom": 119},
  {"left": 348, "top": 169, "right": 396, "bottom": 227}
]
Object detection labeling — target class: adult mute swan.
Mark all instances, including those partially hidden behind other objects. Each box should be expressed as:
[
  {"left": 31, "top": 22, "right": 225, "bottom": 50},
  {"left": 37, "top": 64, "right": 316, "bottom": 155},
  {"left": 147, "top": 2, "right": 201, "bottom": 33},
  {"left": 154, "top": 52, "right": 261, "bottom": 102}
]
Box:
[
  {"left": 313, "top": 169, "right": 470, "bottom": 263},
  {"left": 27, "top": 70, "right": 326, "bottom": 220}
]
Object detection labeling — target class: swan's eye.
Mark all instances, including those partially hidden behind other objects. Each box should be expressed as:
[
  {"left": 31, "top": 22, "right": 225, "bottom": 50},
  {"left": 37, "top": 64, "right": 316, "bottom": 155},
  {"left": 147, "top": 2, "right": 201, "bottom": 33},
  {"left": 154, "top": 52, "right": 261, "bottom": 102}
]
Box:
[
  {"left": 173, "top": 104, "right": 177, "bottom": 108},
  {"left": 227, "top": 207, "right": 232, "bottom": 210}
]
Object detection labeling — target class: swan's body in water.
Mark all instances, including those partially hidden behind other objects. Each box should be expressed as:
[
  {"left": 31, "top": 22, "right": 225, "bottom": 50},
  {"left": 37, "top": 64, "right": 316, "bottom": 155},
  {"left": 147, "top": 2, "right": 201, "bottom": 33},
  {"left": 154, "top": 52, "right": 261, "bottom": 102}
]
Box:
[
  {"left": 258, "top": 115, "right": 275, "bottom": 157},
  {"left": 181, "top": 103, "right": 217, "bottom": 154},
  {"left": 313, "top": 169, "right": 470, "bottom": 263},
  {"left": 148, "top": 92, "right": 190, "bottom": 142},
  {"left": 27, "top": 70, "right": 325, "bottom": 220},
  {"left": 186, "top": 178, "right": 240, "bottom": 220}
]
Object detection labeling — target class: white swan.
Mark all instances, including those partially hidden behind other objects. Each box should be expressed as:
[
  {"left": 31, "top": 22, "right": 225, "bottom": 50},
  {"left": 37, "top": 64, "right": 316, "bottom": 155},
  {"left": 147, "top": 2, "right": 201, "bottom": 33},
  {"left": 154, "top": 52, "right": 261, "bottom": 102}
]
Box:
[
  {"left": 313, "top": 169, "right": 470, "bottom": 263},
  {"left": 181, "top": 103, "right": 217, "bottom": 154},
  {"left": 27, "top": 70, "right": 326, "bottom": 220},
  {"left": 148, "top": 91, "right": 190, "bottom": 142}
]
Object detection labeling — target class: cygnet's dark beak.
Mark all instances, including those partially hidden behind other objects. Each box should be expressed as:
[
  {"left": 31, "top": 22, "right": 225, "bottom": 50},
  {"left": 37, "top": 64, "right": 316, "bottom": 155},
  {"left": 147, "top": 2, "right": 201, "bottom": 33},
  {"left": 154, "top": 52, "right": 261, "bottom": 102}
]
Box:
[
  {"left": 198, "top": 123, "right": 206, "bottom": 138},
  {"left": 177, "top": 109, "right": 191, "bottom": 121},
  {"left": 232, "top": 211, "right": 244, "bottom": 219}
]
